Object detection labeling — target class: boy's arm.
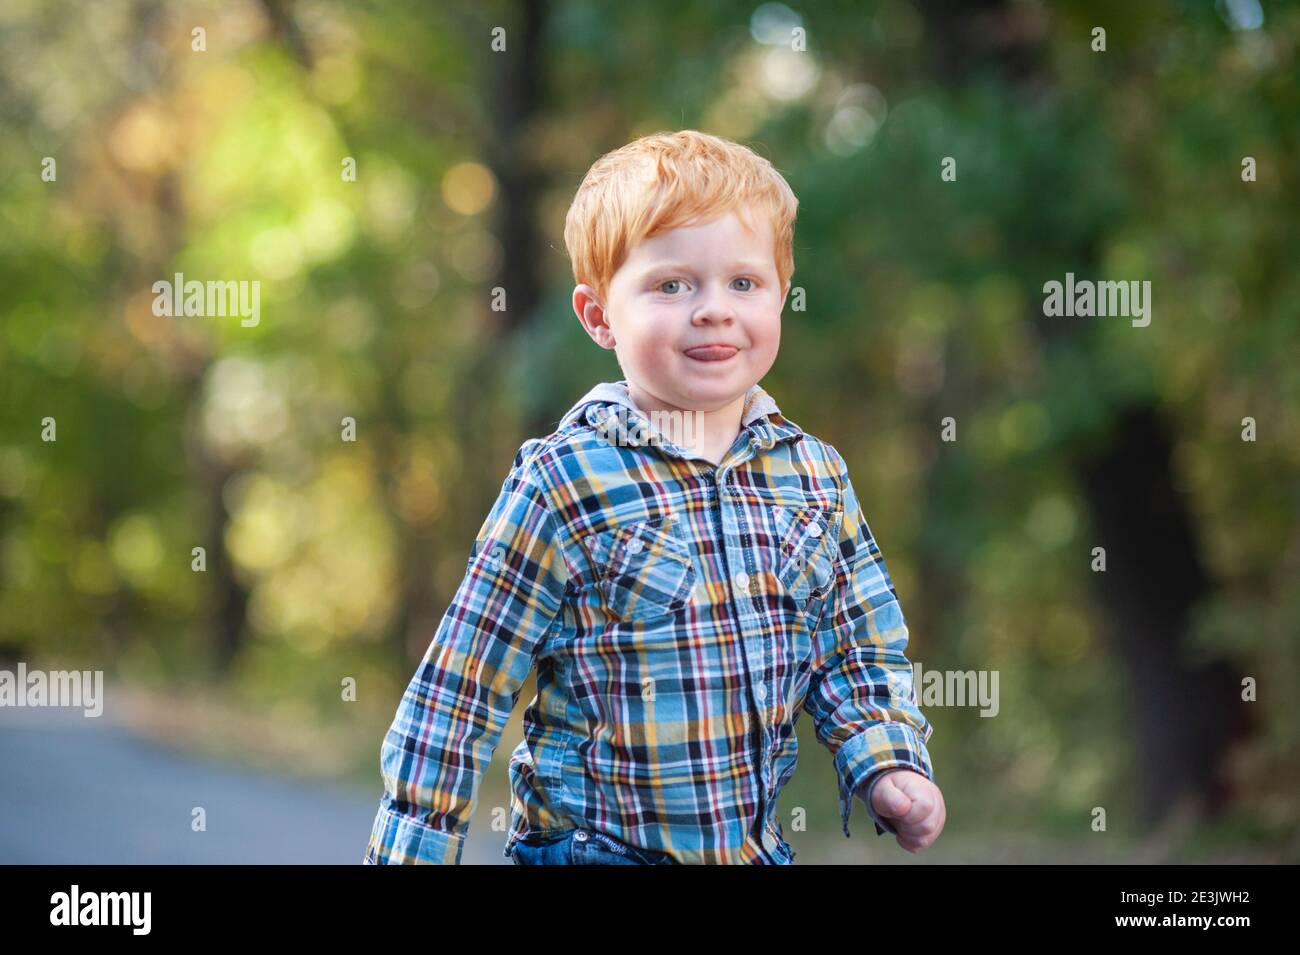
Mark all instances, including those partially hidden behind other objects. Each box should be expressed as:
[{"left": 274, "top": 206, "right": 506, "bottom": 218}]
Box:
[
  {"left": 804, "top": 446, "right": 934, "bottom": 840},
  {"left": 365, "top": 447, "right": 569, "bottom": 864}
]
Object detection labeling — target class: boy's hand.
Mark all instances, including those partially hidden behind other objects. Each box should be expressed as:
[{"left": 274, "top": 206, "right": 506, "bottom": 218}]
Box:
[{"left": 868, "top": 769, "right": 946, "bottom": 853}]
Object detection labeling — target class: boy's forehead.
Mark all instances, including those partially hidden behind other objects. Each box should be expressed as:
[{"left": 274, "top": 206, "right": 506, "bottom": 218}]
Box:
[{"left": 624, "top": 212, "right": 776, "bottom": 268}]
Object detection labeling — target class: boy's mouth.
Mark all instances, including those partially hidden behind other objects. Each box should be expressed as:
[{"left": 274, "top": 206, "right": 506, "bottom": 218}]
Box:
[{"left": 684, "top": 344, "right": 739, "bottom": 362}]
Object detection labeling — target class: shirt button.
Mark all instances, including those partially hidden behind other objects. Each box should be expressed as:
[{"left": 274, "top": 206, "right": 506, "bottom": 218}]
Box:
[
  {"left": 756, "top": 684, "right": 768, "bottom": 701},
  {"left": 626, "top": 538, "right": 644, "bottom": 554},
  {"left": 807, "top": 523, "right": 823, "bottom": 538},
  {"left": 733, "top": 572, "right": 750, "bottom": 594}
]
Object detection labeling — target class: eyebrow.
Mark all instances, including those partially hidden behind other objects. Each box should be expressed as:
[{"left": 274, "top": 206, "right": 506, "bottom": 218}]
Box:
[{"left": 640, "top": 261, "right": 771, "bottom": 276}]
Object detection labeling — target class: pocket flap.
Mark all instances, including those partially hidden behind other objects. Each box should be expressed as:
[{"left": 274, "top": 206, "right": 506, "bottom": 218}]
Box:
[
  {"left": 772, "top": 504, "right": 838, "bottom": 596},
  {"left": 585, "top": 515, "right": 696, "bottom": 621},
  {"left": 587, "top": 515, "right": 692, "bottom": 576}
]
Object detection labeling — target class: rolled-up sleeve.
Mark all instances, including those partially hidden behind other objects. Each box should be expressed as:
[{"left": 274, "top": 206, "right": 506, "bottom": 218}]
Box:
[
  {"left": 365, "top": 449, "right": 569, "bottom": 864},
  {"left": 803, "top": 447, "right": 934, "bottom": 839}
]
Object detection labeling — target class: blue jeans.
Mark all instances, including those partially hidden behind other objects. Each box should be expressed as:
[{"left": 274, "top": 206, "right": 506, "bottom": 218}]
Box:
[{"left": 507, "top": 828, "right": 678, "bottom": 865}]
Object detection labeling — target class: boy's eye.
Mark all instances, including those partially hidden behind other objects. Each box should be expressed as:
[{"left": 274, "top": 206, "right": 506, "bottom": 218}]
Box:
[{"left": 654, "top": 277, "right": 755, "bottom": 294}]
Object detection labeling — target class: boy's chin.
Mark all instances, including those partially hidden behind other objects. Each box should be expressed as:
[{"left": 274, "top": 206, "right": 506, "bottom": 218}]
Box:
[
  {"left": 630, "top": 372, "right": 756, "bottom": 412},
  {"left": 670, "top": 383, "right": 756, "bottom": 413}
]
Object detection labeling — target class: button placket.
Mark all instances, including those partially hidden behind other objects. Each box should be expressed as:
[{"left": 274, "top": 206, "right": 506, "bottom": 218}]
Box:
[
  {"left": 739, "top": 479, "right": 775, "bottom": 750},
  {"left": 713, "top": 461, "right": 777, "bottom": 800}
]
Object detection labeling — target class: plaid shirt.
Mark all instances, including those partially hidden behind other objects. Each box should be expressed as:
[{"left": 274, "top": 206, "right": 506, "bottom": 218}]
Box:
[{"left": 365, "top": 380, "right": 934, "bottom": 864}]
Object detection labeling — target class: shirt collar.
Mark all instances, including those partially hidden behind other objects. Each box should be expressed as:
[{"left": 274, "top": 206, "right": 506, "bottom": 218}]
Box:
[{"left": 556, "top": 380, "right": 804, "bottom": 457}]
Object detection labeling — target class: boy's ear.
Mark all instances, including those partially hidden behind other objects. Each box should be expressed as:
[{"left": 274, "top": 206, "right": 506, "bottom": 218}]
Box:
[{"left": 573, "top": 283, "right": 616, "bottom": 349}]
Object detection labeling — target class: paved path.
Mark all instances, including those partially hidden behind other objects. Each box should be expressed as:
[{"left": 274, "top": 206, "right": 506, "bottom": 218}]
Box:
[{"left": 0, "top": 707, "right": 507, "bottom": 864}]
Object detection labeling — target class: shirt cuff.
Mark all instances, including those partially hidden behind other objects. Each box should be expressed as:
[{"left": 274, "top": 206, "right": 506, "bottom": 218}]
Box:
[
  {"left": 834, "top": 722, "right": 934, "bottom": 839},
  {"left": 364, "top": 801, "right": 464, "bottom": 865}
]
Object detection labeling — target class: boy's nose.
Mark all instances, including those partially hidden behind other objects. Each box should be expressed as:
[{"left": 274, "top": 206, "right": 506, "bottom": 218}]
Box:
[
  {"left": 686, "top": 280, "right": 738, "bottom": 324},
  {"left": 691, "top": 289, "right": 736, "bottom": 323}
]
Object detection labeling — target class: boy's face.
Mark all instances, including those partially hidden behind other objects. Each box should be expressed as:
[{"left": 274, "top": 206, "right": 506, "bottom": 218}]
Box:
[{"left": 574, "top": 210, "right": 787, "bottom": 413}]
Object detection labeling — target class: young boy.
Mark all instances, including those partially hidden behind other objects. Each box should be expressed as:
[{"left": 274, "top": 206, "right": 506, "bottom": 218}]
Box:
[{"left": 365, "top": 130, "right": 944, "bottom": 865}]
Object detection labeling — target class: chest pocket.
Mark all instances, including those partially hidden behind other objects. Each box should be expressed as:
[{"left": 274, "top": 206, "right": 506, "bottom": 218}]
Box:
[
  {"left": 586, "top": 516, "right": 697, "bottom": 622},
  {"left": 772, "top": 504, "right": 838, "bottom": 605}
]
